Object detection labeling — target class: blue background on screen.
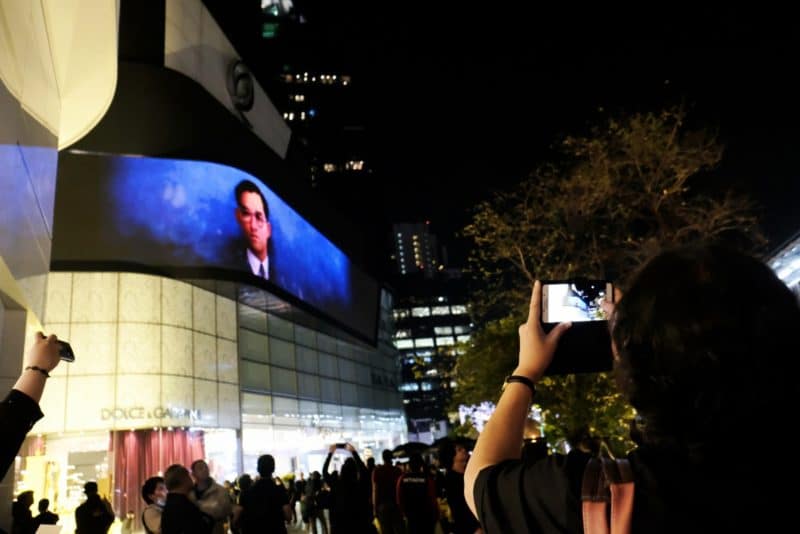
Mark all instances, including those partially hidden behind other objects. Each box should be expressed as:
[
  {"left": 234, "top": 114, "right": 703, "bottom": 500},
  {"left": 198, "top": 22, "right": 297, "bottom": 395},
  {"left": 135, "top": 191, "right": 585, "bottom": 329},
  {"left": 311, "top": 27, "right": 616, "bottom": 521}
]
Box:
[{"left": 107, "top": 156, "right": 352, "bottom": 311}]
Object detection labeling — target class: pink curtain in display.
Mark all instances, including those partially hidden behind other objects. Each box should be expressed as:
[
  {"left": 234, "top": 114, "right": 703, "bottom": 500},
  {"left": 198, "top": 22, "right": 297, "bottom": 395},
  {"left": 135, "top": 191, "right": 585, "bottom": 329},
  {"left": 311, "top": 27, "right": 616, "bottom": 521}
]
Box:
[{"left": 110, "top": 428, "right": 205, "bottom": 526}]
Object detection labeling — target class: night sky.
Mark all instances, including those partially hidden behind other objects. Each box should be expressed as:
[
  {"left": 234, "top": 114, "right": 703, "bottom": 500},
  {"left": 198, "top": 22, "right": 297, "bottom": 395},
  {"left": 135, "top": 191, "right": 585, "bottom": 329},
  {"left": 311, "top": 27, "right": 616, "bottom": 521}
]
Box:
[{"left": 214, "top": 3, "right": 800, "bottom": 268}]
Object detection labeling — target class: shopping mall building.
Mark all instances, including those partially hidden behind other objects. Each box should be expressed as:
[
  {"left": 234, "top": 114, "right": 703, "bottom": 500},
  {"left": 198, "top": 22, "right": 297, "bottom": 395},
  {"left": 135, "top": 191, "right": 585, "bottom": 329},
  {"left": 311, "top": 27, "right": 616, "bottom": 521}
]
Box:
[{"left": 0, "top": 1, "right": 404, "bottom": 531}]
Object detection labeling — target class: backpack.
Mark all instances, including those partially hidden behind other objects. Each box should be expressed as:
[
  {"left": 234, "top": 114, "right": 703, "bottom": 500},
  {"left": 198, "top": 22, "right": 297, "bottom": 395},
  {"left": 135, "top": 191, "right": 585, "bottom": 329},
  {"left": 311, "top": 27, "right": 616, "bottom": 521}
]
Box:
[{"left": 581, "top": 457, "right": 634, "bottom": 534}]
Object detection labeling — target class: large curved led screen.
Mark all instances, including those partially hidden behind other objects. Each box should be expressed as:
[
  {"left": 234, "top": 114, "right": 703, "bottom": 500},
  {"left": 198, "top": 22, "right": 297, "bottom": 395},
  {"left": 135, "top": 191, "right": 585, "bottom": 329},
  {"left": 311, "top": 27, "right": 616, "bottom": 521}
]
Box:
[{"left": 52, "top": 153, "right": 379, "bottom": 341}]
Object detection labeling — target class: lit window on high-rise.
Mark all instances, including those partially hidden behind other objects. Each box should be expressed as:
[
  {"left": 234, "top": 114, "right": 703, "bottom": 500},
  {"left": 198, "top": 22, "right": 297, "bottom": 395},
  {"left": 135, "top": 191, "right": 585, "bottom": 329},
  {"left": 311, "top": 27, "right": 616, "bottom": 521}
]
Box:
[
  {"left": 414, "top": 338, "right": 435, "bottom": 348},
  {"left": 434, "top": 326, "right": 453, "bottom": 335},
  {"left": 323, "top": 163, "right": 336, "bottom": 173},
  {"left": 395, "top": 339, "right": 414, "bottom": 349},
  {"left": 431, "top": 306, "right": 450, "bottom": 316},
  {"left": 411, "top": 307, "right": 431, "bottom": 317},
  {"left": 457, "top": 335, "right": 472, "bottom": 344},
  {"left": 436, "top": 336, "right": 456, "bottom": 346},
  {"left": 393, "top": 309, "right": 410, "bottom": 320},
  {"left": 394, "top": 329, "right": 411, "bottom": 339},
  {"left": 453, "top": 325, "right": 470, "bottom": 334},
  {"left": 450, "top": 305, "right": 468, "bottom": 315}
]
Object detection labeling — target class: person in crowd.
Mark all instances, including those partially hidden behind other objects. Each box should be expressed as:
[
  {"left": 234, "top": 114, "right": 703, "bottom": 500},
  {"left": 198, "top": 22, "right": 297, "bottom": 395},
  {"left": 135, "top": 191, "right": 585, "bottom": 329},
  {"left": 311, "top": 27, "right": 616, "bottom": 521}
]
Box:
[
  {"left": 74, "top": 482, "right": 114, "bottom": 534},
  {"left": 236, "top": 454, "right": 291, "bottom": 534},
  {"left": 293, "top": 472, "right": 307, "bottom": 528},
  {"left": 32, "top": 498, "right": 59, "bottom": 529},
  {"left": 365, "top": 458, "right": 376, "bottom": 512},
  {"left": 437, "top": 440, "right": 481, "bottom": 534},
  {"left": 323, "top": 444, "right": 373, "bottom": 534},
  {"left": 191, "top": 459, "right": 233, "bottom": 534},
  {"left": 464, "top": 246, "right": 800, "bottom": 533},
  {"left": 234, "top": 179, "right": 273, "bottom": 280},
  {"left": 397, "top": 453, "right": 438, "bottom": 534},
  {"left": 161, "top": 464, "right": 213, "bottom": 534},
  {"left": 230, "top": 474, "right": 253, "bottom": 534},
  {"left": 1, "top": 333, "right": 62, "bottom": 480},
  {"left": 371, "top": 449, "right": 403, "bottom": 534},
  {"left": 304, "top": 471, "right": 327, "bottom": 534},
  {"left": 141, "top": 476, "right": 167, "bottom": 534},
  {"left": 11, "top": 491, "right": 35, "bottom": 534}
]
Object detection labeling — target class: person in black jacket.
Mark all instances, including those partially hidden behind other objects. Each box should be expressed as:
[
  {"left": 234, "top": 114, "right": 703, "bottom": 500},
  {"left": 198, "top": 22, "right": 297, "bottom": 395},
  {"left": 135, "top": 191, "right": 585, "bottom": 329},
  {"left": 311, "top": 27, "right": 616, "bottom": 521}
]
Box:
[
  {"left": 32, "top": 498, "right": 59, "bottom": 529},
  {"left": 11, "top": 491, "right": 35, "bottom": 534},
  {"left": 322, "top": 444, "right": 374, "bottom": 534},
  {"left": 161, "top": 464, "right": 213, "bottom": 534},
  {"left": 75, "top": 482, "right": 114, "bottom": 534},
  {"left": 0, "top": 332, "right": 62, "bottom": 480}
]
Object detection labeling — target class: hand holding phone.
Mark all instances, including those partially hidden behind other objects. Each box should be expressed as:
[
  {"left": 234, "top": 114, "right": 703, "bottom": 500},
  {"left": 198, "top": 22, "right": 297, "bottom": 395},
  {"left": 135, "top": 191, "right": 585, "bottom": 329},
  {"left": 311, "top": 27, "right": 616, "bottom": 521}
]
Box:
[
  {"left": 514, "top": 281, "right": 573, "bottom": 382},
  {"left": 538, "top": 279, "right": 615, "bottom": 375}
]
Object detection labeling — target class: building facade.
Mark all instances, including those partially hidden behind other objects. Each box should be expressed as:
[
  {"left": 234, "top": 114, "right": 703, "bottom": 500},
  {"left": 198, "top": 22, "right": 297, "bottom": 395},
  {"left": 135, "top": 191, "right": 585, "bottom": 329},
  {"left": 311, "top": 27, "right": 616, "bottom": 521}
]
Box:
[
  {"left": 392, "top": 275, "right": 472, "bottom": 442},
  {"left": 0, "top": 1, "right": 404, "bottom": 531}
]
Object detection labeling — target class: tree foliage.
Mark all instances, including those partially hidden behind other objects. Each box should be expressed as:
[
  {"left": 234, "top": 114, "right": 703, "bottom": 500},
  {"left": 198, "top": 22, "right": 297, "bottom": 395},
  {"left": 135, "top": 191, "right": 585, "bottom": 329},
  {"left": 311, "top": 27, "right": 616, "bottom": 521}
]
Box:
[{"left": 454, "top": 108, "right": 765, "bottom": 454}]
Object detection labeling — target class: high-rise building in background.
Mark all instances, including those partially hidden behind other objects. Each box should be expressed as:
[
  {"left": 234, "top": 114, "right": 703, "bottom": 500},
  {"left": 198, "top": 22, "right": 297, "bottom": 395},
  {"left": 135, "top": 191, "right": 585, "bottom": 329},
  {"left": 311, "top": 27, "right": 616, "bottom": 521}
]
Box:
[
  {"left": 389, "top": 223, "right": 472, "bottom": 441},
  {"left": 392, "top": 274, "right": 472, "bottom": 442},
  {"left": 391, "top": 222, "right": 442, "bottom": 278}
]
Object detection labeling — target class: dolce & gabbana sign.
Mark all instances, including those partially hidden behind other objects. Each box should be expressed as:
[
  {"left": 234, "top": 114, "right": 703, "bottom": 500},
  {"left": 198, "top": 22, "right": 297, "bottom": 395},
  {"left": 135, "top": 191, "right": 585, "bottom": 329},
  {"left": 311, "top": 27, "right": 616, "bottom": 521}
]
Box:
[{"left": 101, "top": 406, "right": 201, "bottom": 421}]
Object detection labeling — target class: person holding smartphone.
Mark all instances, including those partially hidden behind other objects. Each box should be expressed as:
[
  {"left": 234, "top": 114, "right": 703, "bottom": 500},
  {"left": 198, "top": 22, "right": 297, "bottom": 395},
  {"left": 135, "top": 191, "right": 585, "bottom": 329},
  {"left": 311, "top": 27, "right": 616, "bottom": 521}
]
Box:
[
  {"left": 463, "top": 246, "right": 800, "bottom": 533},
  {"left": 0, "top": 332, "right": 62, "bottom": 480}
]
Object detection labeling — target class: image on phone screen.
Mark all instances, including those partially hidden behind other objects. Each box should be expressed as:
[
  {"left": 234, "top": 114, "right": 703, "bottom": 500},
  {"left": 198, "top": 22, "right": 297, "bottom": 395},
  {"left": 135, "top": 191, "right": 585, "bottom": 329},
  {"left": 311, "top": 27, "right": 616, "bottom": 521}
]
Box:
[{"left": 542, "top": 281, "right": 612, "bottom": 323}]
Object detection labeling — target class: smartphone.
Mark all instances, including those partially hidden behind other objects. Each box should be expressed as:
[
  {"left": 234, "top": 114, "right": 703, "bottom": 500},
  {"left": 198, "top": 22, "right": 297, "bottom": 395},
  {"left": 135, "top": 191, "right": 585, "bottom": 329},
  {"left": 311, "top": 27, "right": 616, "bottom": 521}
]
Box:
[
  {"left": 541, "top": 279, "right": 613, "bottom": 324},
  {"left": 540, "top": 279, "right": 614, "bottom": 375},
  {"left": 335, "top": 443, "right": 347, "bottom": 449},
  {"left": 57, "top": 340, "right": 76, "bottom": 362}
]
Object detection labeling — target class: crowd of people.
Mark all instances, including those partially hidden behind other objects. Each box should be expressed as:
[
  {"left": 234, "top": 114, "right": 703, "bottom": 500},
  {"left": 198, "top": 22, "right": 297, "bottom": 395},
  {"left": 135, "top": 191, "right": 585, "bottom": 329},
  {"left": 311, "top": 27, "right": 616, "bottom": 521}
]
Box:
[{"left": 9, "top": 441, "right": 482, "bottom": 534}]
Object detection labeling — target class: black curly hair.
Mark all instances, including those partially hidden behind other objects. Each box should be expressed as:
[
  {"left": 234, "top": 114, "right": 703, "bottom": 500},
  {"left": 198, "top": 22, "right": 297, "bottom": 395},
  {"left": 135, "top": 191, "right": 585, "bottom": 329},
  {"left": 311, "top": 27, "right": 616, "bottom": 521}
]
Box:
[{"left": 612, "top": 245, "right": 800, "bottom": 463}]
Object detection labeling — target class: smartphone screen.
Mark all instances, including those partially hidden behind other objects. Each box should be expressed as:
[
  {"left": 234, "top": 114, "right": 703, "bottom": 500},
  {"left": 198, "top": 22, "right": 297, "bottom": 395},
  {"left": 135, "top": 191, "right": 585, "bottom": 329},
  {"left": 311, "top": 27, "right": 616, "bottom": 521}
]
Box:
[{"left": 542, "top": 280, "right": 612, "bottom": 323}]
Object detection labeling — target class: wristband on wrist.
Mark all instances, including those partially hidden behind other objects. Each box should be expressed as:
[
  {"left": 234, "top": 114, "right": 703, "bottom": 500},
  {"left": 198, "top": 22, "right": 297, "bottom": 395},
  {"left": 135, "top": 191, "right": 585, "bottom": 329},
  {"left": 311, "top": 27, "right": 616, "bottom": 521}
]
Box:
[
  {"left": 502, "top": 375, "right": 536, "bottom": 397},
  {"left": 25, "top": 366, "right": 50, "bottom": 378}
]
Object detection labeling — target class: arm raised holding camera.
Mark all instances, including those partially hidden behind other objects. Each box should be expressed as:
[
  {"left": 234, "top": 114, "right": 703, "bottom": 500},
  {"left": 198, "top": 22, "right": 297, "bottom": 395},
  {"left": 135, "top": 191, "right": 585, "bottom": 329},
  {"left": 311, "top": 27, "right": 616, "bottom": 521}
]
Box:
[
  {"left": 464, "top": 281, "right": 571, "bottom": 518},
  {"left": 0, "top": 332, "right": 62, "bottom": 479}
]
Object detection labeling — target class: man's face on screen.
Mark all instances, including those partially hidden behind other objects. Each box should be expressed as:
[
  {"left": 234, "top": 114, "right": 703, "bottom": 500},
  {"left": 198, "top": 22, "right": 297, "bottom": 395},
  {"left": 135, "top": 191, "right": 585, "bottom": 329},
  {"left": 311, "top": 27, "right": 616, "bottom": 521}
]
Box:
[{"left": 236, "top": 191, "right": 271, "bottom": 259}]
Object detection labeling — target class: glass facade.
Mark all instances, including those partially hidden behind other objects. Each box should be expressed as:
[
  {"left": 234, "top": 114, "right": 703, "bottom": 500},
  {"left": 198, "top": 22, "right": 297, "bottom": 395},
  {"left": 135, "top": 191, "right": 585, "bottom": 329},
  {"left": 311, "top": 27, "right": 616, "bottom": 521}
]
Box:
[
  {"left": 237, "top": 299, "right": 405, "bottom": 475},
  {"left": 14, "top": 272, "right": 405, "bottom": 532}
]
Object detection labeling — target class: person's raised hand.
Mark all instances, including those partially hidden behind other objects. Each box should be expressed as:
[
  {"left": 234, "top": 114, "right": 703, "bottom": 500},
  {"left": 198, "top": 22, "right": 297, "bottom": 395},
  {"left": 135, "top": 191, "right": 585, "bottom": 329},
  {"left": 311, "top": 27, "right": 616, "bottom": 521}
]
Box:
[
  {"left": 329, "top": 444, "right": 337, "bottom": 454},
  {"left": 345, "top": 443, "right": 356, "bottom": 453},
  {"left": 27, "top": 332, "right": 61, "bottom": 372},
  {"left": 514, "top": 281, "right": 571, "bottom": 381}
]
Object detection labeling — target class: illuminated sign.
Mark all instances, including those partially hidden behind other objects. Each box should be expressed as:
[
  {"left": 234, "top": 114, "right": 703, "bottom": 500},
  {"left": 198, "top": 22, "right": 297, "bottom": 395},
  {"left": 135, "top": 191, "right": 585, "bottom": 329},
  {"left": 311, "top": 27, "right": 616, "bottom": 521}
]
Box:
[{"left": 101, "top": 407, "right": 202, "bottom": 421}]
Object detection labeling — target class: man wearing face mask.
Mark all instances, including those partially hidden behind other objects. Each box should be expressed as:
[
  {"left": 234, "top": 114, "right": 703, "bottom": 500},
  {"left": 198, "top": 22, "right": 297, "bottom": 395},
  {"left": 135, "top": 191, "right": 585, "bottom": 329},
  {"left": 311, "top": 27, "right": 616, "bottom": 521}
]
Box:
[{"left": 142, "top": 476, "right": 167, "bottom": 534}]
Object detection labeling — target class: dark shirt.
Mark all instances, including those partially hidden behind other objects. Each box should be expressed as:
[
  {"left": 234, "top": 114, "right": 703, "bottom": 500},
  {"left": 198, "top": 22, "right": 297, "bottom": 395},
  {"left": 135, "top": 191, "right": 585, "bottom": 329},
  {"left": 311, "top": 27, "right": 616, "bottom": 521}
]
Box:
[
  {"left": 372, "top": 464, "right": 402, "bottom": 506},
  {"left": 33, "top": 510, "right": 59, "bottom": 527},
  {"left": 238, "top": 478, "right": 289, "bottom": 534},
  {"left": 11, "top": 502, "right": 34, "bottom": 534},
  {"left": 0, "top": 390, "right": 44, "bottom": 480},
  {"left": 445, "top": 470, "right": 480, "bottom": 534},
  {"left": 75, "top": 495, "right": 114, "bottom": 534},
  {"left": 323, "top": 453, "right": 373, "bottom": 534},
  {"left": 161, "top": 493, "right": 213, "bottom": 534},
  {"left": 474, "top": 447, "right": 793, "bottom": 534},
  {"left": 397, "top": 472, "right": 438, "bottom": 525}
]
